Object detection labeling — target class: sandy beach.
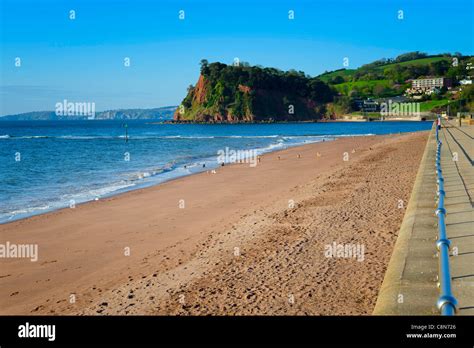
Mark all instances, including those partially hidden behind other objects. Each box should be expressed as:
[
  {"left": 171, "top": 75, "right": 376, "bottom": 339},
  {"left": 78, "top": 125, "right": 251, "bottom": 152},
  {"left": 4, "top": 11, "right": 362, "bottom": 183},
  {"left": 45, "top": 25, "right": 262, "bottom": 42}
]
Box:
[{"left": 0, "top": 131, "right": 428, "bottom": 315}]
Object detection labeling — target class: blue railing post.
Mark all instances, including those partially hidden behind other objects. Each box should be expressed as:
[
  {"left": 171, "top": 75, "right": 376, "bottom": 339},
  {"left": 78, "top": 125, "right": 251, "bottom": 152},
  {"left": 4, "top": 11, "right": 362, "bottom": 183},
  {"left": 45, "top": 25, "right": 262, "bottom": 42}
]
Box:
[{"left": 434, "top": 115, "right": 458, "bottom": 315}]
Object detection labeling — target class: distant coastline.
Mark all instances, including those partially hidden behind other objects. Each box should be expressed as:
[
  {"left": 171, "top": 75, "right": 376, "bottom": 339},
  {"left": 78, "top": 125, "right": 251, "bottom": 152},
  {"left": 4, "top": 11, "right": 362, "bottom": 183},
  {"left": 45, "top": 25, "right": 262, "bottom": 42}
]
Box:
[{"left": 0, "top": 106, "right": 177, "bottom": 121}]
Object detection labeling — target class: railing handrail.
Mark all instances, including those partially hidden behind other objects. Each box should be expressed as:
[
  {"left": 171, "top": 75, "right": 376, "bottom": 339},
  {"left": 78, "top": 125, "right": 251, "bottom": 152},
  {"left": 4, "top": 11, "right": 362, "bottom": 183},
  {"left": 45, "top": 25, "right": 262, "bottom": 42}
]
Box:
[{"left": 435, "top": 116, "right": 458, "bottom": 315}]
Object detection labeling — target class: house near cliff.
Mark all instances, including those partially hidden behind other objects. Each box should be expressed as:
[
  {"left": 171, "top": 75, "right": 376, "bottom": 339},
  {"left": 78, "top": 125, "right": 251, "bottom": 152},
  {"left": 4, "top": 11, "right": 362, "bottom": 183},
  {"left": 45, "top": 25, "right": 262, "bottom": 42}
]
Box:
[{"left": 353, "top": 98, "right": 379, "bottom": 112}]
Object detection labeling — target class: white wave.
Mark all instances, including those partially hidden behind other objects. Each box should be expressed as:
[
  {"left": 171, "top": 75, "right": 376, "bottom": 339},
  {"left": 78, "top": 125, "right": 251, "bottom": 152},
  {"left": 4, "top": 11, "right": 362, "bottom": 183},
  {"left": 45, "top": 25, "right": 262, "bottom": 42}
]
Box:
[
  {"left": 162, "top": 135, "right": 216, "bottom": 139},
  {"left": 84, "top": 183, "right": 137, "bottom": 198},
  {"left": 254, "top": 141, "right": 287, "bottom": 154},
  {"left": 4, "top": 205, "right": 51, "bottom": 221},
  {"left": 223, "top": 135, "right": 279, "bottom": 138},
  {"left": 59, "top": 135, "right": 99, "bottom": 139},
  {"left": 282, "top": 135, "right": 327, "bottom": 140},
  {"left": 335, "top": 133, "right": 375, "bottom": 137},
  {"left": 9, "top": 135, "right": 51, "bottom": 139}
]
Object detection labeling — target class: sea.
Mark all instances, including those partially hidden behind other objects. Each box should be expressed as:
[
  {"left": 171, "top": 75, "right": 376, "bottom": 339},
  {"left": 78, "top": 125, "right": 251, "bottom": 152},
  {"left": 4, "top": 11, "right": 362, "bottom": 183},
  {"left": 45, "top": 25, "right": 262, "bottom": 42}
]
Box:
[{"left": 0, "top": 120, "right": 433, "bottom": 223}]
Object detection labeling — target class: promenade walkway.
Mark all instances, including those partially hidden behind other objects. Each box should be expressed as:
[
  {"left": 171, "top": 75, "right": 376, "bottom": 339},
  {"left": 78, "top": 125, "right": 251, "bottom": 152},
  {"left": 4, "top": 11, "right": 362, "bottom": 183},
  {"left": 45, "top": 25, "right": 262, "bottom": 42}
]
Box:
[
  {"left": 374, "top": 120, "right": 474, "bottom": 315},
  {"left": 440, "top": 120, "right": 474, "bottom": 315}
]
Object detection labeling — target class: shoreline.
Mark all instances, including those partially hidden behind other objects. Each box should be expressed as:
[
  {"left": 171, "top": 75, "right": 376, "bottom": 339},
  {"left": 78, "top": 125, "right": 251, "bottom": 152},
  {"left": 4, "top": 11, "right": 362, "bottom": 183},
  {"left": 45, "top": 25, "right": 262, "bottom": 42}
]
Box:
[{"left": 0, "top": 131, "right": 429, "bottom": 315}]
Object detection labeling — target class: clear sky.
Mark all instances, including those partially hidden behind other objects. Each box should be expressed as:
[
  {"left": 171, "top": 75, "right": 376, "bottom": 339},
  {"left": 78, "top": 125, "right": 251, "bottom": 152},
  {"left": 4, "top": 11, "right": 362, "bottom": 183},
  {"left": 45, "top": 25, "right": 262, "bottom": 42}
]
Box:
[{"left": 1, "top": 0, "right": 473, "bottom": 115}]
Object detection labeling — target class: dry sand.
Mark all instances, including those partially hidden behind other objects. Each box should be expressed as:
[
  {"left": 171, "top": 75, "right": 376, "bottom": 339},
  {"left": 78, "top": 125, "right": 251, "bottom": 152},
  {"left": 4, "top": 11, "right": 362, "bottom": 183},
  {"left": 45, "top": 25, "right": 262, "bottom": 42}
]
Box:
[{"left": 0, "top": 132, "right": 428, "bottom": 315}]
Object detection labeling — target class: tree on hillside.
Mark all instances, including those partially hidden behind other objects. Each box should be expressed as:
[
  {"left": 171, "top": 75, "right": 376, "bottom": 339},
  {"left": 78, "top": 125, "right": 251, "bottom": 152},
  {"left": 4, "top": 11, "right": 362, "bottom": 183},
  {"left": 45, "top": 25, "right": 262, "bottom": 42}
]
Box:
[
  {"left": 446, "top": 60, "right": 467, "bottom": 81},
  {"left": 360, "top": 58, "right": 390, "bottom": 70},
  {"left": 394, "top": 51, "right": 428, "bottom": 63},
  {"left": 429, "top": 60, "right": 450, "bottom": 76},
  {"left": 373, "top": 84, "right": 386, "bottom": 96},
  {"left": 460, "top": 84, "right": 474, "bottom": 102},
  {"left": 200, "top": 59, "right": 209, "bottom": 75},
  {"left": 327, "top": 96, "right": 352, "bottom": 117},
  {"left": 449, "top": 84, "right": 474, "bottom": 113},
  {"left": 384, "top": 64, "right": 405, "bottom": 83},
  {"left": 307, "top": 79, "right": 334, "bottom": 102},
  {"left": 330, "top": 76, "right": 345, "bottom": 84}
]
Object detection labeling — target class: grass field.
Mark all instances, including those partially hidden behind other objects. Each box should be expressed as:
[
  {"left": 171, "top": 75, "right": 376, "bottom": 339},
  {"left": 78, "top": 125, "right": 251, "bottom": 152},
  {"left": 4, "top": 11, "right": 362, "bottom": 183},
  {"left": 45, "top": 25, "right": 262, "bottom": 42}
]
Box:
[
  {"left": 419, "top": 99, "right": 450, "bottom": 112},
  {"left": 333, "top": 79, "right": 404, "bottom": 97},
  {"left": 334, "top": 79, "right": 392, "bottom": 90}
]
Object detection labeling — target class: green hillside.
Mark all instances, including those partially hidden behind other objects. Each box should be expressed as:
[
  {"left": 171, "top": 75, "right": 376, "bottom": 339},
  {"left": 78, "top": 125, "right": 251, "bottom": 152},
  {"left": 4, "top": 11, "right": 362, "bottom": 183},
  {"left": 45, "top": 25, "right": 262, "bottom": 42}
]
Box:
[
  {"left": 318, "top": 53, "right": 473, "bottom": 109},
  {"left": 317, "top": 53, "right": 460, "bottom": 89},
  {"left": 318, "top": 69, "right": 356, "bottom": 83},
  {"left": 374, "top": 56, "right": 450, "bottom": 70}
]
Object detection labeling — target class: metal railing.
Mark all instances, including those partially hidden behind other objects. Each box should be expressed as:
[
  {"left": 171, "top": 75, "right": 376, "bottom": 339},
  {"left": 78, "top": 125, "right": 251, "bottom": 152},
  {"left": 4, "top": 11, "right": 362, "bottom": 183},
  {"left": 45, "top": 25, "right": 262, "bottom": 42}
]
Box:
[{"left": 434, "top": 117, "right": 458, "bottom": 315}]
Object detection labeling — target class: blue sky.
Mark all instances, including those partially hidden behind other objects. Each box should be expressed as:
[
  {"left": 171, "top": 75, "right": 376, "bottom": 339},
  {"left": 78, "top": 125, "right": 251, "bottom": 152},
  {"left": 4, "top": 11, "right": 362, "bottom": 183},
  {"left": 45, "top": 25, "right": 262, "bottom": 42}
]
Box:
[{"left": 1, "top": 0, "right": 473, "bottom": 115}]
